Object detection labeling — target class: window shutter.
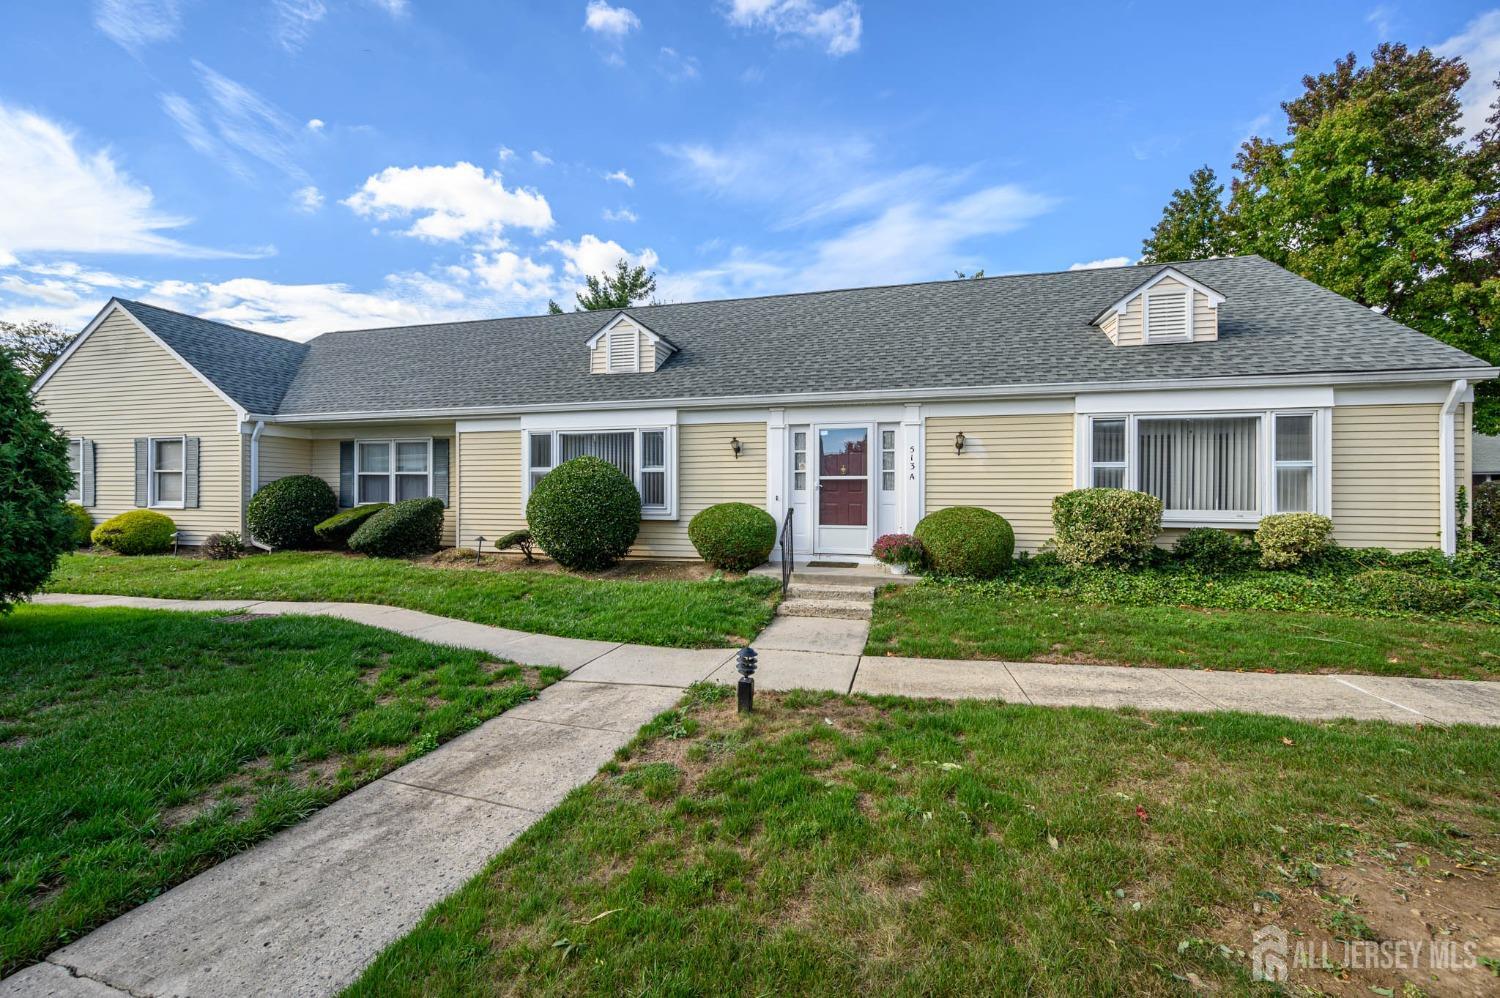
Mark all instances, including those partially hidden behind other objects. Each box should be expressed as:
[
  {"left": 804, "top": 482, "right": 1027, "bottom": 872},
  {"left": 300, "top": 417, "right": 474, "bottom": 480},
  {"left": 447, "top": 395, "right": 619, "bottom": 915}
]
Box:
[
  {"left": 339, "top": 441, "right": 355, "bottom": 507},
  {"left": 432, "top": 438, "right": 451, "bottom": 506},
  {"left": 184, "top": 437, "right": 201, "bottom": 508},
  {"left": 81, "top": 440, "right": 97, "bottom": 507},
  {"left": 134, "top": 438, "right": 149, "bottom": 506}
]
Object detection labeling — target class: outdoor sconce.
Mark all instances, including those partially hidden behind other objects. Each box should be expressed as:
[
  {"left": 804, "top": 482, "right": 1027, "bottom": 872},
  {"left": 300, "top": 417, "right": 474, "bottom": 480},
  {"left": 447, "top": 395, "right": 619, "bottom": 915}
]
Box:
[
  {"left": 954, "top": 431, "right": 966, "bottom": 456},
  {"left": 730, "top": 436, "right": 743, "bottom": 459}
]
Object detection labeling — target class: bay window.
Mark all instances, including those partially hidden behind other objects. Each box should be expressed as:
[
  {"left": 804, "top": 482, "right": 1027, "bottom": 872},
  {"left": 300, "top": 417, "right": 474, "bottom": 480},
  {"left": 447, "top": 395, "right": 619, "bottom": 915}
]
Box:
[
  {"left": 357, "top": 439, "right": 431, "bottom": 503},
  {"left": 525, "top": 427, "right": 674, "bottom": 517}
]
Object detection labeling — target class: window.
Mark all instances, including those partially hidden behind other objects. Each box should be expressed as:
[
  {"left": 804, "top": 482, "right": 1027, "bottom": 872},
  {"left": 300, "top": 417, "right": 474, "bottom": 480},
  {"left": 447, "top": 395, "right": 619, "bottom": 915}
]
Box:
[
  {"left": 526, "top": 427, "right": 674, "bottom": 517},
  {"left": 151, "top": 437, "right": 185, "bottom": 508},
  {"left": 880, "top": 429, "right": 896, "bottom": 491},
  {"left": 1090, "top": 419, "right": 1126, "bottom": 488},
  {"left": 1273, "top": 413, "right": 1315, "bottom": 512},
  {"left": 357, "top": 440, "right": 431, "bottom": 503},
  {"left": 792, "top": 431, "right": 807, "bottom": 491},
  {"left": 1138, "top": 416, "right": 1258, "bottom": 515},
  {"left": 66, "top": 439, "right": 82, "bottom": 502}
]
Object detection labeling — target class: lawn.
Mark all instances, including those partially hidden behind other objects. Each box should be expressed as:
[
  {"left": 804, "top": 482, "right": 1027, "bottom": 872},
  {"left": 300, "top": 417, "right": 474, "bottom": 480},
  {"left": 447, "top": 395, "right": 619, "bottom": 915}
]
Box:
[
  {"left": 351, "top": 687, "right": 1500, "bottom": 996},
  {"left": 0, "top": 605, "right": 563, "bottom": 976},
  {"left": 866, "top": 583, "right": 1500, "bottom": 681},
  {"left": 46, "top": 551, "right": 782, "bottom": 648}
]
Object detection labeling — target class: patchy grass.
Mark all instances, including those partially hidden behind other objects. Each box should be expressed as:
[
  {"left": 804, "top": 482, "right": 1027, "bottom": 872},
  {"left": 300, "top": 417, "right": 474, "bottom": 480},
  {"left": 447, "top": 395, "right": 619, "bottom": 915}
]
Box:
[
  {"left": 47, "top": 551, "right": 781, "bottom": 648},
  {"left": 0, "top": 605, "right": 562, "bottom": 975},
  {"left": 866, "top": 583, "right": 1500, "bottom": 680},
  {"left": 350, "top": 688, "right": 1500, "bottom": 996}
]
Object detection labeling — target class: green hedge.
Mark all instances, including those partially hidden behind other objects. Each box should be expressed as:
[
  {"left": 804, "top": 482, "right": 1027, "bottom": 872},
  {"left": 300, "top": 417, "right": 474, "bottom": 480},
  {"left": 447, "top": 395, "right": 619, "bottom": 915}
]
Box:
[
  {"left": 247, "top": 475, "right": 338, "bottom": 550},
  {"left": 1051, "top": 488, "right": 1162, "bottom": 566},
  {"left": 1173, "top": 527, "right": 1253, "bottom": 573},
  {"left": 348, "top": 498, "right": 446, "bottom": 558},
  {"left": 1256, "top": 513, "right": 1333, "bottom": 569},
  {"left": 913, "top": 507, "right": 1014, "bottom": 579},
  {"left": 1348, "top": 569, "right": 1472, "bottom": 616},
  {"left": 525, "top": 457, "right": 640, "bottom": 570},
  {"left": 64, "top": 503, "right": 94, "bottom": 548},
  {"left": 688, "top": 503, "right": 776, "bottom": 571},
  {"left": 314, "top": 504, "right": 391, "bottom": 548},
  {"left": 92, "top": 510, "right": 176, "bottom": 555}
]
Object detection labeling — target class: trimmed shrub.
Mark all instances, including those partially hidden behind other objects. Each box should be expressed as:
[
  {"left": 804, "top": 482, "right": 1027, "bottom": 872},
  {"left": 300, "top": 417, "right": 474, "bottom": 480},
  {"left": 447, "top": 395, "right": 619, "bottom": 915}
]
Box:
[
  {"left": 873, "top": 532, "right": 925, "bottom": 570},
  {"left": 203, "top": 531, "right": 245, "bottom": 560},
  {"left": 1475, "top": 481, "right": 1500, "bottom": 548},
  {"left": 1348, "top": 569, "right": 1473, "bottom": 616},
  {"left": 1, "top": 349, "right": 75, "bottom": 613},
  {"left": 348, "top": 498, "right": 446, "bottom": 558},
  {"left": 526, "top": 457, "right": 640, "bottom": 570},
  {"left": 913, "top": 507, "right": 1014, "bottom": 579},
  {"left": 1051, "top": 488, "right": 1162, "bottom": 566},
  {"left": 314, "top": 503, "right": 391, "bottom": 548},
  {"left": 1256, "top": 512, "right": 1334, "bottom": 569},
  {"left": 1173, "top": 527, "right": 1251, "bottom": 572},
  {"left": 495, "top": 529, "right": 536, "bottom": 562},
  {"left": 247, "top": 475, "right": 338, "bottom": 550},
  {"left": 92, "top": 510, "right": 176, "bottom": 555},
  {"left": 64, "top": 503, "right": 94, "bottom": 548},
  {"left": 688, "top": 503, "right": 776, "bottom": 571}
]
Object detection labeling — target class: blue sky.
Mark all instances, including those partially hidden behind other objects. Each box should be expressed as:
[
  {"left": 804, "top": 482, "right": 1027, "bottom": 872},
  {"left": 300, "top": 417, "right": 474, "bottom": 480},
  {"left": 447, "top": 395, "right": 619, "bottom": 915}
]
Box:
[{"left": 2, "top": 1, "right": 1497, "bottom": 338}]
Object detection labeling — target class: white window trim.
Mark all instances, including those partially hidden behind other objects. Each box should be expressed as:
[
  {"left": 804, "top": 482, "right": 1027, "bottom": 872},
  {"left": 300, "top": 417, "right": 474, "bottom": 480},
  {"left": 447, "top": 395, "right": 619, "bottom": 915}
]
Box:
[
  {"left": 522, "top": 426, "right": 678, "bottom": 520},
  {"left": 1077, "top": 409, "right": 1330, "bottom": 527},
  {"left": 355, "top": 438, "right": 433, "bottom": 504},
  {"left": 66, "top": 438, "right": 84, "bottom": 503},
  {"left": 1270, "top": 411, "right": 1318, "bottom": 515},
  {"left": 148, "top": 435, "right": 186, "bottom": 510}
]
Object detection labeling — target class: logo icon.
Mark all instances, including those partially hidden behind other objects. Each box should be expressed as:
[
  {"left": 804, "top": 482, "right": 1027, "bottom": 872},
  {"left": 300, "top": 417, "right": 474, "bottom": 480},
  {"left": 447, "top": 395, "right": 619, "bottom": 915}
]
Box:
[{"left": 1252, "top": 924, "right": 1288, "bottom": 982}]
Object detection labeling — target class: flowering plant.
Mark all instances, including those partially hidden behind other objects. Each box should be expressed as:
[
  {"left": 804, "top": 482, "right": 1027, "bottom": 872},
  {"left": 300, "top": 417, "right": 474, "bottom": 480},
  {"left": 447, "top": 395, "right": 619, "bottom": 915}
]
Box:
[{"left": 873, "top": 533, "right": 925, "bottom": 569}]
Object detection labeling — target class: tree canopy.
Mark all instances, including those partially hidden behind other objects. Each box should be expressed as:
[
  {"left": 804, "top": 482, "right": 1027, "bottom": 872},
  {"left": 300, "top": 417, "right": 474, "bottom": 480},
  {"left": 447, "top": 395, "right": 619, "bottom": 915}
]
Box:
[
  {"left": 574, "top": 260, "right": 658, "bottom": 311},
  {"left": 1139, "top": 166, "right": 1232, "bottom": 264},
  {"left": 0, "top": 320, "right": 73, "bottom": 383},
  {"left": 0, "top": 348, "right": 74, "bottom": 614}
]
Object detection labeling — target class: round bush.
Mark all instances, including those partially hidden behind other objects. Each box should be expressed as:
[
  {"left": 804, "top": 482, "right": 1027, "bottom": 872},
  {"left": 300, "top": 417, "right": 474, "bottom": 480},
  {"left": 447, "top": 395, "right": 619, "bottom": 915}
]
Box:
[
  {"left": 348, "top": 498, "right": 446, "bottom": 558},
  {"left": 64, "top": 503, "right": 94, "bottom": 548},
  {"left": 913, "top": 506, "right": 1014, "bottom": 579},
  {"left": 525, "top": 457, "right": 641, "bottom": 570},
  {"left": 314, "top": 503, "right": 390, "bottom": 548},
  {"left": 1173, "top": 527, "right": 1248, "bottom": 572},
  {"left": 1256, "top": 512, "right": 1333, "bottom": 569},
  {"left": 202, "top": 531, "right": 245, "bottom": 560},
  {"left": 246, "top": 475, "right": 338, "bottom": 550},
  {"left": 688, "top": 503, "right": 775, "bottom": 571},
  {"left": 1348, "top": 569, "right": 1473, "bottom": 616},
  {"left": 1051, "top": 488, "right": 1162, "bottom": 566},
  {"left": 91, "top": 510, "right": 176, "bottom": 555},
  {"left": 1474, "top": 481, "right": 1500, "bottom": 548}
]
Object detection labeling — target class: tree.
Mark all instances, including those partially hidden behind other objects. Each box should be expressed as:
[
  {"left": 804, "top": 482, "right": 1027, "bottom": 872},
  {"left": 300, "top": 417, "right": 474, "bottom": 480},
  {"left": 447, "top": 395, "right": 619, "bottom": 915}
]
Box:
[
  {"left": 1140, "top": 165, "right": 1233, "bottom": 263},
  {"left": 0, "top": 348, "right": 75, "bottom": 615},
  {"left": 953, "top": 269, "right": 986, "bottom": 279},
  {"left": 0, "top": 320, "right": 73, "bottom": 382},
  {"left": 574, "top": 259, "right": 657, "bottom": 311},
  {"left": 546, "top": 299, "right": 565, "bottom": 315}
]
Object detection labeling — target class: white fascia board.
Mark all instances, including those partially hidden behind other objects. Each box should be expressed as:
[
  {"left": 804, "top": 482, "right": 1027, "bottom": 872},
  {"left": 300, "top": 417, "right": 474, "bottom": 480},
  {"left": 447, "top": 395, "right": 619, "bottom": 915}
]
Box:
[
  {"left": 456, "top": 417, "right": 523, "bottom": 433},
  {"left": 519, "top": 408, "right": 677, "bottom": 430},
  {"left": 1077, "top": 385, "right": 1334, "bottom": 414},
  {"left": 240, "top": 422, "right": 314, "bottom": 438},
  {"left": 1334, "top": 383, "right": 1475, "bottom": 406},
  {"left": 1090, "top": 266, "right": 1226, "bottom": 327},
  {"left": 679, "top": 407, "right": 771, "bottom": 425},
  {"left": 584, "top": 311, "right": 673, "bottom": 352}
]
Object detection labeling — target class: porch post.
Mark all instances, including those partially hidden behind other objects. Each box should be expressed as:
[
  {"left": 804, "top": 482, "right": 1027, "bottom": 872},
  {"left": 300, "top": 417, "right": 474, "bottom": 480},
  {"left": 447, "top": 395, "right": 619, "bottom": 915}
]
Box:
[
  {"left": 766, "top": 407, "right": 786, "bottom": 521},
  {"left": 900, "top": 403, "right": 922, "bottom": 532}
]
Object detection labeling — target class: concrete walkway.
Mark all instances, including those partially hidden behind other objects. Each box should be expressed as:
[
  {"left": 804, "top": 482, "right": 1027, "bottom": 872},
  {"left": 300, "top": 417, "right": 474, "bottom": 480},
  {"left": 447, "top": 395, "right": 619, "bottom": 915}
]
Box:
[{"left": 7, "top": 592, "right": 1498, "bottom": 996}]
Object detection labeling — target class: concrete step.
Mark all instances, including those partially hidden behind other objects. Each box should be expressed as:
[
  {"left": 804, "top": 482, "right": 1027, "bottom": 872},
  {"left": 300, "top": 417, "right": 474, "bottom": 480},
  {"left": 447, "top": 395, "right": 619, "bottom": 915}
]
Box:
[
  {"left": 775, "top": 597, "right": 873, "bottom": 620},
  {"left": 788, "top": 570, "right": 917, "bottom": 588},
  {"left": 786, "top": 582, "right": 875, "bottom": 601}
]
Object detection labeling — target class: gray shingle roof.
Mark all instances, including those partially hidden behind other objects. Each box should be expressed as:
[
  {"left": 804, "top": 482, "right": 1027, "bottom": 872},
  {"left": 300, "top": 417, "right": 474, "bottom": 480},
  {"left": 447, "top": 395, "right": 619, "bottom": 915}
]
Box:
[
  {"left": 1476, "top": 434, "right": 1500, "bottom": 474},
  {"left": 116, "top": 299, "right": 308, "bottom": 413},
  {"left": 122, "top": 256, "right": 1492, "bottom": 417}
]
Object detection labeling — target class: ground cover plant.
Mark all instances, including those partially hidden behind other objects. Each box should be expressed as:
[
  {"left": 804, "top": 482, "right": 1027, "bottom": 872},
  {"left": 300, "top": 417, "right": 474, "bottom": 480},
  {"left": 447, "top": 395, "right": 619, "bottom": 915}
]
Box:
[
  {"left": 0, "top": 605, "right": 562, "bottom": 975},
  {"left": 350, "top": 687, "right": 1500, "bottom": 996},
  {"left": 46, "top": 551, "right": 780, "bottom": 648}
]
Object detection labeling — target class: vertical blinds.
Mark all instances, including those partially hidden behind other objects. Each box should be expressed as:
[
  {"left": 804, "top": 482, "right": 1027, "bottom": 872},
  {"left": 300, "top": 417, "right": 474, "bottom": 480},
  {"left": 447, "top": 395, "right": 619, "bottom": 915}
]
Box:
[
  {"left": 1138, "top": 416, "right": 1257, "bottom": 512},
  {"left": 561, "top": 431, "right": 635, "bottom": 479}
]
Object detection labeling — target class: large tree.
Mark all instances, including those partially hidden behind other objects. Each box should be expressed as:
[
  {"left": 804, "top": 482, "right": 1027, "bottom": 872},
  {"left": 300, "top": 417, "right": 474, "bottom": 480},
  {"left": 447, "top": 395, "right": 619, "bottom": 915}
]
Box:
[
  {"left": 574, "top": 259, "right": 658, "bottom": 311},
  {"left": 0, "top": 348, "right": 75, "bottom": 614},
  {"left": 1139, "top": 165, "right": 1233, "bottom": 263},
  {"left": 0, "top": 320, "right": 73, "bottom": 382}
]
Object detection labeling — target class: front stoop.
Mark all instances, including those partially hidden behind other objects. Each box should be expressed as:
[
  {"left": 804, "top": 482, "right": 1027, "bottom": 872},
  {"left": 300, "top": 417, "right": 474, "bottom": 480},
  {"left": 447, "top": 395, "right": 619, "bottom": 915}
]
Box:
[{"left": 775, "top": 581, "right": 877, "bottom": 621}]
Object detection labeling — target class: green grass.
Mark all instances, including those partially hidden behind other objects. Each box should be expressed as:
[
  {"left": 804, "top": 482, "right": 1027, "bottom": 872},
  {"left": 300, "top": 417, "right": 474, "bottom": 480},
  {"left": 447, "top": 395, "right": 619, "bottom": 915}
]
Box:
[
  {"left": 867, "top": 583, "right": 1500, "bottom": 680},
  {"left": 0, "top": 605, "right": 563, "bottom": 975},
  {"left": 46, "top": 551, "right": 781, "bottom": 648},
  {"left": 349, "top": 687, "right": 1500, "bottom": 996}
]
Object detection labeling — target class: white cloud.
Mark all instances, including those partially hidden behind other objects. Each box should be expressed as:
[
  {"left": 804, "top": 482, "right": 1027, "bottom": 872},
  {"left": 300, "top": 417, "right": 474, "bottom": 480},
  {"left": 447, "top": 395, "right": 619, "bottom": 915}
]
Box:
[
  {"left": 497, "top": 145, "right": 515, "bottom": 162},
  {"left": 1366, "top": 4, "right": 1396, "bottom": 38},
  {"left": 583, "top": 1, "right": 640, "bottom": 37},
  {"left": 163, "top": 62, "right": 310, "bottom": 184},
  {"left": 531, "top": 150, "right": 554, "bottom": 166},
  {"left": 468, "top": 250, "right": 556, "bottom": 299},
  {"left": 723, "top": 0, "right": 862, "bottom": 57},
  {"left": 342, "top": 162, "right": 554, "bottom": 241},
  {"left": 307, "top": 118, "right": 326, "bottom": 132},
  {"left": 273, "top": 0, "right": 328, "bottom": 52},
  {"left": 94, "top": 0, "right": 182, "bottom": 51},
  {"left": 367, "top": 0, "right": 409, "bottom": 14},
  {"left": 604, "top": 169, "right": 634, "bottom": 187},
  {"left": 602, "top": 207, "right": 639, "bottom": 223},
  {"left": 292, "top": 185, "right": 325, "bottom": 212},
  {"left": 1069, "top": 256, "right": 1131, "bottom": 271},
  {"left": 0, "top": 101, "right": 246, "bottom": 259},
  {"left": 657, "top": 46, "right": 701, "bottom": 81},
  {"left": 1436, "top": 10, "right": 1500, "bottom": 138},
  {"left": 548, "top": 234, "right": 659, "bottom": 280}
]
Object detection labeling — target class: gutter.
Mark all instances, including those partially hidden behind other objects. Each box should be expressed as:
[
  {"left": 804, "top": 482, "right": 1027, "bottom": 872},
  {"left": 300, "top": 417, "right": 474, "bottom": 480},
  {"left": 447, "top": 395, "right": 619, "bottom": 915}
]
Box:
[
  {"left": 246, "top": 420, "right": 272, "bottom": 552},
  {"left": 1439, "top": 380, "right": 1467, "bottom": 556}
]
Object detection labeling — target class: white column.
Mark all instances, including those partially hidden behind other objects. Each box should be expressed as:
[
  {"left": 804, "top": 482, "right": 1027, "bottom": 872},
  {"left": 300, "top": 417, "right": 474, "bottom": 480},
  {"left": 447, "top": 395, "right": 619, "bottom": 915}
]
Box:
[
  {"left": 1439, "top": 380, "right": 1467, "bottom": 555},
  {"left": 900, "top": 404, "right": 922, "bottom": 532},
  {"left": 766, "top": 407, "right": 786, "bottom": 520}
]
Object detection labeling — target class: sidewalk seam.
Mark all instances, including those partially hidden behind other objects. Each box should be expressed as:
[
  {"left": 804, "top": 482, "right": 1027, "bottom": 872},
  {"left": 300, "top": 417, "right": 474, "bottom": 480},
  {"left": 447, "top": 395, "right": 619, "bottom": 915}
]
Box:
[
  {"left": 42, "top": 959, "right": 143, "bottom": 998},
  {"left": 380, "top": 778, "right": 545, "bottom": 814},
  {"left": 1329, "top": 677, "right": 1436, "bottom": 723}
]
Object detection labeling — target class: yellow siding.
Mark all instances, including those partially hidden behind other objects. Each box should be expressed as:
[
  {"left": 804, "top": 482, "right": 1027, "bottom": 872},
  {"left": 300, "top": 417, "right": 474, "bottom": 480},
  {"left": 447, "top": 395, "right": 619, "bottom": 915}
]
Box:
[
  {"left": 35, "top": 307, "right": 242, "bottom": 545},
  {"left": 1104, "top": 279, "right": 1218, "bottom": 345},
  {"left": 259, "top": 435, "right": 312, "bottom": 487},
  {"left": 1192, "top": 289, "right": 1218, "bottom": 342},
  {"left": 309, "top": 427, "right": 458, "bottom": 545},
  {"left": 455, "top": 430, "right": 524, "bottom": 547},
  {"left": 924, "top": 414, "right": 1075, "bottom": 552},
  {"left": 633, "top": 422, "right": 766, "bottom": 559},
  {"left": 588, "top": 318, "right": 657, "bottom": 373},
  {"left": 1332, "top": 404, "right": 1441, "bottom": 551},
  {"left": 1100, "top": 312, "right": 1119, "bottom": 344},
  {"left": 1115, "top": 296, "right": 1144, "bottom": 346}
]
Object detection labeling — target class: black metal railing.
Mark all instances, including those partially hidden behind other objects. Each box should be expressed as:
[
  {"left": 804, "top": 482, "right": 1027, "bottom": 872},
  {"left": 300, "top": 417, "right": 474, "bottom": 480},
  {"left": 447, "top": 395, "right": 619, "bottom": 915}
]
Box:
[{"left": 778, "top": 507, "right": 794, "bottom": 597}]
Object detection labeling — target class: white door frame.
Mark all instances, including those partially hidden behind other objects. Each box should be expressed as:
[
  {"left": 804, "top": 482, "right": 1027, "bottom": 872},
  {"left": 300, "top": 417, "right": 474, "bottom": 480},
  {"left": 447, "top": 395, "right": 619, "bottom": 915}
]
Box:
[{"left": 811, "top": 420, "right": 877, "bottom": 556}]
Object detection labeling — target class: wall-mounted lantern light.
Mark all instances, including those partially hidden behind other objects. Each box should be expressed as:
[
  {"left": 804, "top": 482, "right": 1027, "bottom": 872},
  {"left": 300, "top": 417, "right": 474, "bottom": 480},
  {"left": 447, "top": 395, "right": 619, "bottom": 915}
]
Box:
[
  {"left": 954, "top": 431, "right": 966, "bottom": 456},
  {"left": 730, "top": 436, "right": 743, "bottom": 459}
]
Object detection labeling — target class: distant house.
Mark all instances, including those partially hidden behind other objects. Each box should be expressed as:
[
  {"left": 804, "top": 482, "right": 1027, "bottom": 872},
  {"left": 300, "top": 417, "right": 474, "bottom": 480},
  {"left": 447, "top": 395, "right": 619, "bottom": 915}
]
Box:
[
  {"left": 33, "top": 255, "right": 1496, "bottom": 559},
  {"left": 1476, "top": 433, "right": 1500, "bottom": 487}
]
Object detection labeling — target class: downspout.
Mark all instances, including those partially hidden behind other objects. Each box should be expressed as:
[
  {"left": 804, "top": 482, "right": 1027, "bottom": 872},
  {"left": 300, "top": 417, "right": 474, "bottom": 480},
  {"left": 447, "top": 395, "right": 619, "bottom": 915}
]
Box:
[
  {"left": 247, "top": 420, "right": 272, "bottom": 551},
  {"left": 1438, "top": 380, "right": 1466, "bottom": 556}
]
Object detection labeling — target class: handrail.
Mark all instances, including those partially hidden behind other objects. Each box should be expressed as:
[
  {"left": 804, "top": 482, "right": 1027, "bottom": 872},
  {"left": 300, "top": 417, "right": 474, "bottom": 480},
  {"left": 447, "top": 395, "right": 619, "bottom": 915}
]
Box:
[{"left": 778, "top": 507, "right": 794, "bottom": 597}]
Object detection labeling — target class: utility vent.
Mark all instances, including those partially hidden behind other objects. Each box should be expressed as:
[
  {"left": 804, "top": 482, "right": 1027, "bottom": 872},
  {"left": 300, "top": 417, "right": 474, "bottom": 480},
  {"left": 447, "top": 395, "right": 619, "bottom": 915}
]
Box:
[
  {"left": 607, "top": 326, "right": 638, "bottom": 372},
  {"left": 1145, "top": 289, "right": 1190, "bottom": 342}
]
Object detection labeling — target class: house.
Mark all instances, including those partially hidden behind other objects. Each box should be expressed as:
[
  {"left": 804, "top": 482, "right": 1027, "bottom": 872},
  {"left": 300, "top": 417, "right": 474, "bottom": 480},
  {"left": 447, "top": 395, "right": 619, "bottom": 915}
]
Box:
[
  {"left": 34, "top": 255, "right": 1495, "bottom": 560},
  {"left": 1476, "top": 434, "right": 1500, "bottom": 487}
]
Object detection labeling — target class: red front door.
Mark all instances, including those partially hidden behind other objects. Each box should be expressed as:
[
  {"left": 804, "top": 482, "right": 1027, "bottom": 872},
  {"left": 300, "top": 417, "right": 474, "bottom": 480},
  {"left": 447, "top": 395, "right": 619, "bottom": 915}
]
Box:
[
  {"left": 817, "top": 428, "right": 868, "bottom": 527},
  {"left": 819, "top": 479, "right": 867, "bottom": 525}
]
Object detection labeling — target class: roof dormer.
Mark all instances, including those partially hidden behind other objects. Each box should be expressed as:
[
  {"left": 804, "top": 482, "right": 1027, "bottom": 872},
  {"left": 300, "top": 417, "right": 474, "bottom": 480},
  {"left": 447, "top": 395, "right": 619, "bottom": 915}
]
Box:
[
  {"left": 586, "top": 312, "right": 677, "bottom": 373},
  {"left": 1091, "top": 267, "right": 1225, "bottom": 346}
]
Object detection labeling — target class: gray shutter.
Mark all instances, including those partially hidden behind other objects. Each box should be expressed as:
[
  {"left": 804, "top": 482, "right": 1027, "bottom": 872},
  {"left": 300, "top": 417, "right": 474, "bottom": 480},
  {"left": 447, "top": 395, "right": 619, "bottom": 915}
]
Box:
[
  {"left": 339, "top": 441, "right": 355, "bottom": 507},
  {"left": 184, "top": 437, "right": 200, "bottom": 508},
  {"left": 81, "top": 440, "right": 96, "bottom": 507},
  {"left": 432, "top": 438, "right": 451, "bottom": 506},
  {"left": 134, "top": 438, "right": 149, "bottom": 506}
]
